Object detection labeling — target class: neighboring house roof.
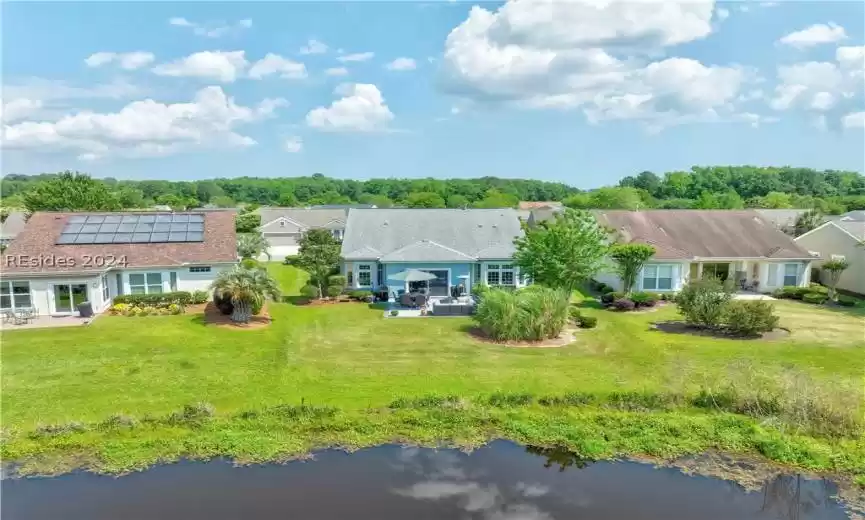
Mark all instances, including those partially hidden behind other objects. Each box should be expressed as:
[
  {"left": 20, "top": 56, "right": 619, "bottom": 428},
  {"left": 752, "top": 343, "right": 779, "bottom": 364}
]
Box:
[
  {"left": 838, "top": 210, "right": 865, "bottom": 222},
  {"left": 518, "top": 201, "right": 563, "bottom": 210},
  {"left": 310, "top": 204, "right": 377, "bottom": 210},
  {"left": 1, "top": 211, "right": 237, "bottom": 275},
  {"left": 258, "top": 208, "right": 347, "bottom": 232},
  {"left": 753, "top": 209, "right": 809, "bottom": 231},
  {"left": 594, "top": 210, "right": 814, "bottom": 260},
  {"left": 526, "top": 207, "right": 565, "bottom": 227},
  {"left": 0, "top": 211, "right": 27, "bottom": 240},
  {"left": 341, "top": 209, "right": 523, "bottom": 261},
  {"left": 797, "top": 220, "right": 865, "bottom": 243}
]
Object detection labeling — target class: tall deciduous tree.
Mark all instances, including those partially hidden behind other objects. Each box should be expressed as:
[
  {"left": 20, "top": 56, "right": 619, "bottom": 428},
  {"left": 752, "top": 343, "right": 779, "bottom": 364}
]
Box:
[
  {"left": 297, "top": 228, "right": 342, "bottom": 297},
  {"left": 235, "top": 211, "right": 261, "bottom": 233},
  {"left": 404, "top": 191, "right": 446, "bottom": 208},
  {"left": 514, "top": 209, "right": 608, "bottom": 291},
  {"left": 22, "top": 171, "right": 120, "bottom": 213},
  {"left": 609, "top": 243, "right": 656, "bottom": 294},
  {"left": 822, "top": 258, "right": 849, "bottom": 301}
]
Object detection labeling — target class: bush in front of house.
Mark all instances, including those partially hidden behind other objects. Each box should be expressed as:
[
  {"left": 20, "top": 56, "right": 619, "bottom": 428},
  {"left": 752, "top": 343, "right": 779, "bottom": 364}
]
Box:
[
  {"left": 774, "top": 286, "right": 810, "bottom": 300},
  {"left": 612, "top": 298, "right": 636, "bottom": 311},
  {"left": 109, "top": 302, "right": 183, "bottom": 316},
  {"left": 723, "top": 300, "right": 780, "bottom": 336},
  {"left": 300, "top": 284, "right": 320, "bottom": 300},
  {"left": 837, "top": 295, "right": 858, "bottom": 307},
  {"left": 630, "top": 291, "right": 657, "bottom": 308},
  {"left": 471, "top": 283, "right": 491, "bottom": 301},
  {"left": 349, "top": 290, "right": 374, "bottom": 301},
  {"left": 326, "top": 285, "right": 343, "bottom": 298},
  {"left": 568, "top": 306, "right": 582, "bottom": 323},
  {"left": 802, "top": 292, "right": 828, "bottom": 305},
  {"left": 114, "top": 291, "right": 192, "bottom": 307},
  {"left": 577, "top": 315, "right": 598, "bottom": 328},
  {"left": 190, "top": 290, "right": 209, "bottom": 304},
  {"left": 600, "top": 291, "right": 625, "bottom": 306},
  {"left": 473, "top": 286, "right": 569, "bottom": 341},
  {"left": 675, "top": 277, "right": 732, "bottom": 329}
]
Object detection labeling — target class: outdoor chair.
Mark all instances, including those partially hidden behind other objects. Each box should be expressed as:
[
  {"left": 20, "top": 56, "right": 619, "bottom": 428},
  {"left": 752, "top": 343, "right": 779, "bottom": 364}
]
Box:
[
  {"left": 399, "top": 293, "right": 414, "bottom": 308},
  {"left": 414, "top": 294, "right": 428, "bottom": 309}
]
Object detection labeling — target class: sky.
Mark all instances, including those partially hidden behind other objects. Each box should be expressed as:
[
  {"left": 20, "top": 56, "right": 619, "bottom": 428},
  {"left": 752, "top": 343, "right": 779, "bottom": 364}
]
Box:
[{"left": 1, "top": 0, "right": 864, "bottom": 188}]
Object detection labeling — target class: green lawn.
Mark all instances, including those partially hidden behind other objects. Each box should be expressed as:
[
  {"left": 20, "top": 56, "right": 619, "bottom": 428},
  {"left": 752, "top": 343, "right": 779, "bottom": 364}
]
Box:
[{"left": 2, "top": 263, "right": 863, "bottom": 476}]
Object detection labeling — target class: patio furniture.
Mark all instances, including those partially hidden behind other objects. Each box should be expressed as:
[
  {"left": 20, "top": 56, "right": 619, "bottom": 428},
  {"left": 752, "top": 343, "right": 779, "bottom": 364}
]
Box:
[
  {"left": 414, "top": 294, "right": 428, "bottom": 309},
  {"left": 2, "top": 310, "right": 15, "bottom": 324},
  {"left": 399, "top": 293, "right": 414, "bottom": 308},
  {"left": 432, "top": 301, "right": 474, "bottom": 316}
]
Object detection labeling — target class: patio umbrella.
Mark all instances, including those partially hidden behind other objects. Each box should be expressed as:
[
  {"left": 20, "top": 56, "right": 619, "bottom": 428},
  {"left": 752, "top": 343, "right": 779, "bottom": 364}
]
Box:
[{"left": 388, "top": 269, "right": 438, "bottom": 282}]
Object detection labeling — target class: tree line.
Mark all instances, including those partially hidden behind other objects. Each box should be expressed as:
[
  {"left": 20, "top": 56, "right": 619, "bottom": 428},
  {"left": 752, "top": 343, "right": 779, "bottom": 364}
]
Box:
[{"left": 2, "top": 166, "right": 864, "bottom": 215}]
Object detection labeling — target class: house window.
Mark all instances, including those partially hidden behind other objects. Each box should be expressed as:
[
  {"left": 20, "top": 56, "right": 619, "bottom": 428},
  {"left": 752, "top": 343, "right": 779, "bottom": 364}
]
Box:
[
  {"left": 376, "top": 263, "right": 384, "bottom": 287},
  {"left": 102, "top": 275, "right": 109, "bottom": 302},
  {"left": 357, "top": 264, "right": 372, "bottom": 287},
  {"left": 830, "top": 254, "right": 846, "bottom": 261},
  {"left": 643, "top": 265, "right": 674, "bottom": 290},
  {"left": 486, "top": 264, "right": 516, "bottom": 286},
  {"left": 170, "top": 272, "right": 178, "bottom": 291},
  {"left": 189, "top": 266, "right": 212, "bottom": 273},
  {"left": 783, "top": 263, "right": 799, "bottom": 286},
  {"left": 331, "top": 229, "right": 343, "bottom": 240},
  {"left": 0, "top": 281, "right": 31, "bottom": 310},
  {"left": 129, "top": 273, "right": 164, "bottom": 294}
]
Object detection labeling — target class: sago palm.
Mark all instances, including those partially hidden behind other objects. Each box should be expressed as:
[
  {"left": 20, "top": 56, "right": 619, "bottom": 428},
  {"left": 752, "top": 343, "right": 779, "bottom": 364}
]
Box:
[
  {"left": 237, "top": 232, "right": 271, "bottom": 261},
  {"left": 210, "top": 266, "right": 281, "bottom": 323}
]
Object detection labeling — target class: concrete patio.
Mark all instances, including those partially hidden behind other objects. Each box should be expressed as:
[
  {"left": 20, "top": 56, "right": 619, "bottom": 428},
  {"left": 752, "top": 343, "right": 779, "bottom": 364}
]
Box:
[{"left": 0, "top": 314, "right": 98, "bottom": 331}]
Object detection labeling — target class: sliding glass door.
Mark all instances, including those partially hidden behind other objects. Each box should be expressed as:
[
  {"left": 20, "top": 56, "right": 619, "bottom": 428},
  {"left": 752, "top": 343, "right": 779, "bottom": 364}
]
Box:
[{"left": 52, "top": 283, "right": 88, "bottom": 314}]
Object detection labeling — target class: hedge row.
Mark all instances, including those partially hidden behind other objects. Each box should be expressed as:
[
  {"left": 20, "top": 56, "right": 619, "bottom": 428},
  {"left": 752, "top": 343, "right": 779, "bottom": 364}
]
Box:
[{"left": 113, "top": 290, "right": 209, "bottom": 306}]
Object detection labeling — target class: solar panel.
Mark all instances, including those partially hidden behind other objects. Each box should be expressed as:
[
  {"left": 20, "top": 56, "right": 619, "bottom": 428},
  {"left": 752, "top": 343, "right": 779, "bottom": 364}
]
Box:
[{"left": 57, "top": 213, "right": 206, "bottom": 244}]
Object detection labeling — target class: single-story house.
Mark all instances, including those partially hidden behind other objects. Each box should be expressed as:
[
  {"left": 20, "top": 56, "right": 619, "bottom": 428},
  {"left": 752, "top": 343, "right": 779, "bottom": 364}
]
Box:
[
  {"left": 795, "top": 219, "right": 865, "bottom": 295},
  {"left": 0, "top": 211, "right": 237, "bottom": 316},
  {"left": 341, "top": 208, "right": 526, "bottom": 299},
  {"left": 591, "top": 210, "right": 816, "bottom": 294},
  {"left": 0, "top": 211, "right": 27, "bottom": 248},
  {"left": 257, "top": 208, "right": 348, "bottom": 260}
]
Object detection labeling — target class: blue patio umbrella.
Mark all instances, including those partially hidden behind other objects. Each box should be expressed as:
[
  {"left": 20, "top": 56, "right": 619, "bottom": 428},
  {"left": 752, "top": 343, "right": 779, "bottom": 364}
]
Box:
[{"left": 387, "top": 269, "right": 438, "bottom": 282}]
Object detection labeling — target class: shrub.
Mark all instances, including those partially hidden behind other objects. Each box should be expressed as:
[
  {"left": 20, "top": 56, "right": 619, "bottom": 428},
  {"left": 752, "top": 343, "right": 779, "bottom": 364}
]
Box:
[
  {"left": 611, "top": 298, "right": 635, "bottom": 311},
  {"left": 328, "top": 275, "right": 347, "bottom": 289},
  {"left": 723, "top": 300, "right": 779, "bottom": 336},
  {"left": 300, "top": 284, "right": 320, "bottom": 300},
  {"left": 837, "top": 295, "right": 857, "bottom": 307},
  {"left": 675, "top": 277, "right": 732, "bottom": 328},
  {"left": 114, "top": 291, "right": 192, "bottom": 306},
  {"left": 807, "top": 283, "right": 828, "bottom": 295},
  {"left": 487, "top": 392, "right": 534, "bottom": 407},
  {"left": 601, "top": 284, "right": 615, "bottom": 294},
  {"left": 30, "top": 422, "right": 88, "bottom": 439},
  {"left": 600, "top": 291, "right": 625, "bottom": 305},
  {"left": 538, "top": 392, "right": 596, "bottom": 406},
  {"left": 326, "top": 285, "right": 343, "bottom": 298},
  {"left": 606, "top": 391, "right": 679, "bottom": 411},
  {"left": 282, "top": 255, "right": 298, "bottom": 265},
  {"left": 240, "top": 258, "right": 261, "bottom": 270},
  {"left": 349, "top": 290, "right": 373, "bottom": 301},
  {"left": 390, "top": 395, "right": 464, "bottom": 409},
  {"left": 168, "top": 303, "right": 183, "bottom": 315},
  {"left": 166, "top": 402, "right": 215, "bottom": 427},
  {"left": 190, "top": 290, "right": 209, "bottom": 304},
  {"left": 99, "top": 414, "right": 139, "bottom": 430},
  {"left": 390, "top": 310, "right": 399, "bottom": 317},
  {"left": 109, "top": 303, "right": 129, "bottom": 315},
  {"left": 471, "top": 283, "right": 491, "bottom": 301},
  {"left": 577, "top": 315, "right": 597, "bottom": 328},
  {"left": 779, "top": 286, "right": 809, "bottom": 300},
  {"left": 630, "top": 291, "right": 657, "bottom": 307},
  {"left": 473, "top": 287, "right": 569, "bottom": 341},
  {"left": 802, "top": 292, "right": 828, "bottom": 305},
  {"left": 213, "top": 290, "right": 233, "bottom": 315},
  {"left": 568, "top": 306, "right": 582, "bottom": 323}
]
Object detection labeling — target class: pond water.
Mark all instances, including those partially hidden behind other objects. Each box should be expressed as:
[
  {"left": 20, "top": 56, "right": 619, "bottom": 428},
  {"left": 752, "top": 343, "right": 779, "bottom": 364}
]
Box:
[{"left": 1, "top": 441, "right": 851, "bottom": 520}]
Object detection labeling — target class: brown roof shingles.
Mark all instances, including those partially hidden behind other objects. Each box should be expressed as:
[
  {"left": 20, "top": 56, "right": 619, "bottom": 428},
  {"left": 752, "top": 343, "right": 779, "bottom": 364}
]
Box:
[
  {"left": 594, "top": 210, "right": 814, "bottom": 260},
  {"left": 1, "top": 211, "right": 237, "bottom": 274}
]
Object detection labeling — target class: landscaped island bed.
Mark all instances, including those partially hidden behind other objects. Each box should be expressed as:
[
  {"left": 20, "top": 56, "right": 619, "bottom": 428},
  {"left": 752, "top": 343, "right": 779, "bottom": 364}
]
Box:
[{"left": 2, "top": 266, "right": 863, "bottom": 481}]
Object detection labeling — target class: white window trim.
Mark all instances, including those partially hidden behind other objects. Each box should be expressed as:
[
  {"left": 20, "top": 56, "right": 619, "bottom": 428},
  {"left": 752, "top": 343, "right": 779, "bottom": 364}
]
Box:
[
  {"left": 641, "top": 264, "right": 675, "bottom": 291},
  {"left": 0, "top": 280, "right": 32, "bottom": 310},
  {"left": 101, "top": 275, "right": 110, "bottom": 303},
  {"left": 356, "top": 263, "right": 373, "bottom": 288},
  {"left": 485, "top": 263, "right": 517, "bottom": 287},
  {"left": 128, "top": 272, "right": 166, "bottom": 295}
]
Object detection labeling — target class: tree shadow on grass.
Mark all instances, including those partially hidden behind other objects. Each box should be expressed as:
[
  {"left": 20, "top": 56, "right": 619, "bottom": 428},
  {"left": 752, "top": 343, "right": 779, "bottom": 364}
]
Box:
[{"left": 282, "top": 295, "right": 312, "bottom": 306}]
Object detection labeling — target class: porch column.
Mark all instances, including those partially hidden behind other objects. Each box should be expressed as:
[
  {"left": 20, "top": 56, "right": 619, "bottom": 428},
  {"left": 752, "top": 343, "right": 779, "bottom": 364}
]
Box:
[{"left": 696, "top": 262, "right": 703, "bottom": 280}]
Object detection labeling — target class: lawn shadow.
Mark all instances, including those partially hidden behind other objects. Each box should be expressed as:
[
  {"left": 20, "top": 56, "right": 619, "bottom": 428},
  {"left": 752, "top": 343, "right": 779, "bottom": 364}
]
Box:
[
  {"left": 282, "top": 295, "right": 312, "bottom": 306},
  {"left": 368, "top": 303, "right": 390, "bottom": 311}
]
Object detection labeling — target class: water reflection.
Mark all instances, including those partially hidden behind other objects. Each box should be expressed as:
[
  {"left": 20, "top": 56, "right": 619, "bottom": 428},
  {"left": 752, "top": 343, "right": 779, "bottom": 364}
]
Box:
[{"left": 1, "top": 441, "right": 849, "bottom": 520}]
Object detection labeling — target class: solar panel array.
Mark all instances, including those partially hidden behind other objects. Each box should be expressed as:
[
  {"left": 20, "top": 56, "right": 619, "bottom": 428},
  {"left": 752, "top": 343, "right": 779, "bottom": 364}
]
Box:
[{"left": 57, "top": 213, "right": 206, "bottom": 245}]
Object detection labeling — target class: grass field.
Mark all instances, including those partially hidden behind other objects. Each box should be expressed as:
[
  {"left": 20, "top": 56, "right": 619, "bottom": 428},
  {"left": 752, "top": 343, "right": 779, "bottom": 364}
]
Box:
[{"left": 2, "top": 264, "right": 863, "bottom": 477}]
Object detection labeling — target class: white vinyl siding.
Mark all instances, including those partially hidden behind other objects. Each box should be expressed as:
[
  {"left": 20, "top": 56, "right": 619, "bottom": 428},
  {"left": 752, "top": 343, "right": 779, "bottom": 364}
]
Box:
[{"left": 767, "top": 265, "right": 778, "bottom": 286}]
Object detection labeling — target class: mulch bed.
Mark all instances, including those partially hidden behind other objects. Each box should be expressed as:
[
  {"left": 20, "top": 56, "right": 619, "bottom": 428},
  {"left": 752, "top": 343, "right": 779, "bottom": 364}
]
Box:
[
  {"left": 467, "top": 326, "right": 579, "bottom": 348},
  {"left": 202, "top": 302, "right": 272, "bottom": 330},
  {"left": 651, "top": 321, "right": 790, "bottom": 341}
]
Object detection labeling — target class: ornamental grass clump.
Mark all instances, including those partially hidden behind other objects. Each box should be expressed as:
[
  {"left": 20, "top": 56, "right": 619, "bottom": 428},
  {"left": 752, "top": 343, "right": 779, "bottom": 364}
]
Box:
[{"left": 473, "top": 287, "right": 569, "bottom": 341}]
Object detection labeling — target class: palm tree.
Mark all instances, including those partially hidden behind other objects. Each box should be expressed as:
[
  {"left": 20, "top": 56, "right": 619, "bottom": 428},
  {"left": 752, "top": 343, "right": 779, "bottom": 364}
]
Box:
[
  {"left": 822, "top": 258, "right": 849, "bottom": 302},
  {"left": 210, "top": 266, "right": 281, "bottom": 323},
  {"left": 237, "top": 232, "right": 270, "bottom": 261}
]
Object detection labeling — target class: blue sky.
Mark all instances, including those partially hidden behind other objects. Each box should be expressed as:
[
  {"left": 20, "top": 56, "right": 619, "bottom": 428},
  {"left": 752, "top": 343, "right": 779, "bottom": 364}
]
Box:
[{"left": 2, "top": 1, "right": 864, "bottom": 188}]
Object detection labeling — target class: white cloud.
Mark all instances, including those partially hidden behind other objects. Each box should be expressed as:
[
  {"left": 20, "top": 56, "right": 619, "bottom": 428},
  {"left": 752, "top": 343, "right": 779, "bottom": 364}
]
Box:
[
  {"left": 3, "top": 78, "right": 147, "bottom": 102},
  {"left": 842, "top": 111, "right": 865, "bottom": 129},
  {"left": 306, "top": 83, "right": 393, "bottom": 132},
  {"left": 299, "top": 39, "right": 328, "bottom": 55},
  {"left": 836, "top": 45, "right": 865, "bottom": 70},
  {"left": 337, "top": 52, "right": 375, "bottom": 63},
  {"left": 715, "top": 7, "right": 729, "bottom": 21},
  {"left": 168, "top": 17, "right": 252, "bottom": 38},
  {"left": 2, "top": 86, "right": 285, "bottom": 159},
  {"left": 778, "top": 23, "right": 847, "bottom": 49},
  {"left": 325, "top": 67, "right": 349, "bottom": 77},
  {"left": 248, "top": 53, "right": 308, "bottom": 79},
  {"left": 441, "top": 0, "right": 754, "bottom": 130},
  {"left": 85, "top": 51, "right": 155, "bottom": 70},
  {"left": 283, "top": 136, "right": 303, "bottom": 152},
  {"left": 152, "top": 51, "right": 248, "bottom": 82},
  {"left": 386, "top": 57, "right": 417, "bottom": 71},
  {"left": 1, "top": 98, "right": 43, "bottom": 123}
]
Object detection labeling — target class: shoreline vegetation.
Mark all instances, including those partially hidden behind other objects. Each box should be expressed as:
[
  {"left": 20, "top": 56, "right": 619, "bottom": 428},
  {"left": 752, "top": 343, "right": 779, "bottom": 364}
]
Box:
[{"left": 2, "top": 265, "right": 863, "bottom": 499}]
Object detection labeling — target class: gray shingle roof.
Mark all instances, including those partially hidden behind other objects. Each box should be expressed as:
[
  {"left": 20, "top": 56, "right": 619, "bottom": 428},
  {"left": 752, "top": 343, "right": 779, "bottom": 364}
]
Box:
[
  {"left": 753, "top": 209, "right": 809, "bottom": 230},
  {"left": 835, "top": 220, "right": 865, "bottom": 240},
  {"left": 0, "top": 212, "right": 27, "bottom": 240},
  {"left": 594, "top": 210, "right": 814, "bottom": 260},
  {"left": 259, "top": 208, "right": 347, "bottom": 230},
  {"left": 341, "top": 209, "right": 523, "bottom": 261}
]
